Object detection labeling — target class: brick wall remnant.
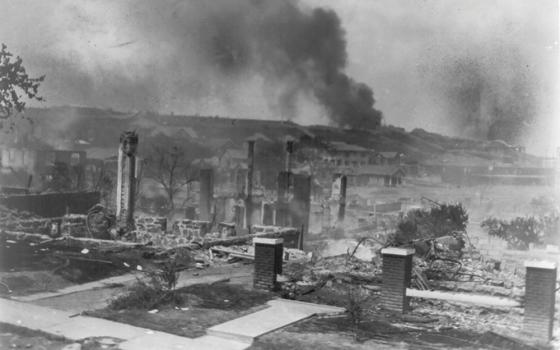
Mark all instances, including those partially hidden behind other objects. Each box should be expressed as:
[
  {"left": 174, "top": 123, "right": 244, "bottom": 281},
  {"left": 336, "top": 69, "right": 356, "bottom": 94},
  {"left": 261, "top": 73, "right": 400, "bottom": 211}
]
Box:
[
  {"left": 0, "top": 192, "right": 100, "bottom": 218},
  {"left": 523, "top": 260, "right": 557, "bottom": 342},
  {"left": 1, "top": 215, "right": 88, "bottom": 237},
  {"left": 381, "top": 247, "right": 414, "bottom": 313},
  {"left": 116, "top": 131, "right": 138, "bottom": 231},
  {"left": 253, "top": 237, "right": 283, "bottom": 291}
]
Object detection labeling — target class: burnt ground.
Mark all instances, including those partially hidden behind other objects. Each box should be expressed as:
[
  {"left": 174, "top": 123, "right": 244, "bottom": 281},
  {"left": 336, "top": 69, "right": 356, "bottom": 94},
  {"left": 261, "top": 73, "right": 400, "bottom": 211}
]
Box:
[
  {"left": 0, "top": 236, "right": 170, "bottom": 296},
  {"left": 250, "top": 315, "right": 541, "bottom": 350}
]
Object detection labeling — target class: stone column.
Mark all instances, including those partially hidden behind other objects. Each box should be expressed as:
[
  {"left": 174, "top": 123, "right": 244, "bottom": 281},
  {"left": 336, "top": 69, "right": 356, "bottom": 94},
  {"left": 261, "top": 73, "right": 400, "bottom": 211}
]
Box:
[
  {"left": 245, "top": 140, "right": 255, "bottom": 232},
  {"left": 524, "top": 261, "right": 557, "bottom": 341},
  {"left": 332, "top": 174, "right": 347, "bottom": 224},
  {"left": 291, "top": 174, "right": 311, "bottom": 248},
  {"left": 199, "top": 168, "right": 213, "bottom": 221},
  {"left": 285, "top": 139, "right": 294, "bottom": 173},
  {"left": 253, "top": 237, "right": 283, "bottom": 291},
  {"left": 276, "top": 171, "right": 291, "bottom": 226},
  {"left": 116, "top": 131, "right": 138, "bottom": 231},
  {"left": 381, "top": 247, "right": 415, "bottom": 313}
]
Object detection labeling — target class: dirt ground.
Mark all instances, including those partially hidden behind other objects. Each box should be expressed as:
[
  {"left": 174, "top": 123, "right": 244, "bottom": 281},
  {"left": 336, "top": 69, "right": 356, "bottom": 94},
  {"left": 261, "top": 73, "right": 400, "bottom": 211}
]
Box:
[{"left": 249, "top": 315, "right": 543, "bottom": 350}]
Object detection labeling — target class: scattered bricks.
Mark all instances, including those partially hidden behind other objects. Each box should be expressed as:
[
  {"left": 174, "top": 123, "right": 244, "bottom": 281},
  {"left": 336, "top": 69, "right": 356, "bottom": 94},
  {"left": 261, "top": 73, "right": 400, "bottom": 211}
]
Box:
[
  {"left": 253, "top": 237, "right": 284, "bottom": 291},
  {"left": 381, "top": 247, "right": 415, "bottom": 313},
  {"left": 523, "top": 261, "right": 557, "bottom": 342}
]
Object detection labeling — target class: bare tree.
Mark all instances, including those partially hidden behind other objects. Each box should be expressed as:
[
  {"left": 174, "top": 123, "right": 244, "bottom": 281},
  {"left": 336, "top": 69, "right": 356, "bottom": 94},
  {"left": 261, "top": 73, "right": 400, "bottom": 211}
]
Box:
[
  {"left": 146, "top": 143, "right": 195, "bottom": 213},
  {"left": 88, "top": 161, "right": 115, "bottom": 206}
]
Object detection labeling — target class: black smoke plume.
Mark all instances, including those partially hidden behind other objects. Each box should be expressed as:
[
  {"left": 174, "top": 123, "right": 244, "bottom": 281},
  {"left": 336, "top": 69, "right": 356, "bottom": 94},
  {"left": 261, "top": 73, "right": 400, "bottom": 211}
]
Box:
[
  {"left": 177, "top": 0, "right": 383, "bottom": 128},
  {"left": 29, "top": 0, "right": 382, "bottom": 129}
]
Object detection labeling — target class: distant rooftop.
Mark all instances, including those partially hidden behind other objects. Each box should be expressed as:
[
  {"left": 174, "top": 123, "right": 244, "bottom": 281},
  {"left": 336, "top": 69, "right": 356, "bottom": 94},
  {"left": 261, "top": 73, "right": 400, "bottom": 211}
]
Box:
[{"left": 329, "top": 141, "right": 371, "bottom": 153}]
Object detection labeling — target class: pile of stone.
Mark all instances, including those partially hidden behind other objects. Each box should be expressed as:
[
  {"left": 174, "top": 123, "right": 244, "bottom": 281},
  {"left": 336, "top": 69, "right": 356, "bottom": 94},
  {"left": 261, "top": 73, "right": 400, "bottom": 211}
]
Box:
[{"left": 413, "top": 248, "right": 525, "bottom": 298}]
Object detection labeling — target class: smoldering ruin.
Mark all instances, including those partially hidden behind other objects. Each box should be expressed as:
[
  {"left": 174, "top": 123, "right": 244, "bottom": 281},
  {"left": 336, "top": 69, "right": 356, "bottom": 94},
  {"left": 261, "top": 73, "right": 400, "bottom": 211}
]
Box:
[{"left": 0, "top": 1, "right": 559, "bottom": 349}]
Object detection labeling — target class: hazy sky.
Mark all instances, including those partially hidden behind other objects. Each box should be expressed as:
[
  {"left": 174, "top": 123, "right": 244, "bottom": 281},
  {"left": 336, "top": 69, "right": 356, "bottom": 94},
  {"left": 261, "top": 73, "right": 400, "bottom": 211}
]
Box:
[{"left": 1, "top": 0, "right": 558, "bottom": 155}]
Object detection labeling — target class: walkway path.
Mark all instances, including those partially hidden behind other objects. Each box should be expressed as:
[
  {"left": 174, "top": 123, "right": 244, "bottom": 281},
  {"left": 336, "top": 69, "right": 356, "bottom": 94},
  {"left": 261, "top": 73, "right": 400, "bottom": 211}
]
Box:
[
  {"left": 208, "top": 299, "right": 345, "bottom": 343},
  {"left": 15, "top": 264, "right": 253, "bottom": 314},
  {"left": 0, "top": 297, "right": 344, "bottom": 350}
]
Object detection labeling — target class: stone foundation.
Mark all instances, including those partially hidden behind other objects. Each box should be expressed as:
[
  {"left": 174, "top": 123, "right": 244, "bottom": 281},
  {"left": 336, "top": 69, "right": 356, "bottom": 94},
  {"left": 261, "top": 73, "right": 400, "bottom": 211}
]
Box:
[{"left": 1, "top": 215, "right": 88, "bottom": 237}]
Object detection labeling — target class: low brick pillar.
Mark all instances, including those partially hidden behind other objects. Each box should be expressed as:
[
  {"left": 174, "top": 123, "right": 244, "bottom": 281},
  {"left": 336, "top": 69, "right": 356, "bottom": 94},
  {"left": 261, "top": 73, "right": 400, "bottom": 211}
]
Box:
[
  {"left": 253, "top": 237, "right": 283, "bottom": 291},
  {"left": 524, "top": 261, "right": 557, "bottom": 341},
  {"left": 381, "top": 247, "right": 415, "bottom": 312}
]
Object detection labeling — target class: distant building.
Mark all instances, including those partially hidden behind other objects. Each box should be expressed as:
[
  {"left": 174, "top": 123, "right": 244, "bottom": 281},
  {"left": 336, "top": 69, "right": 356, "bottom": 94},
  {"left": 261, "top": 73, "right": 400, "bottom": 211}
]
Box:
[
  {"left": 441, "top": 164, "right": 555, "bottom": 186},
  {"left": 350, "top": 165, "right": 406, "bottom": 187},
  {"left": 0, "top": 147, "right": 87, "bottom": 190},
  {"left": 377, "top": 151, "right": 405, "bottom": 165},
  {"left": 322, "top": 141, "right": 375, "bottom": 167}
]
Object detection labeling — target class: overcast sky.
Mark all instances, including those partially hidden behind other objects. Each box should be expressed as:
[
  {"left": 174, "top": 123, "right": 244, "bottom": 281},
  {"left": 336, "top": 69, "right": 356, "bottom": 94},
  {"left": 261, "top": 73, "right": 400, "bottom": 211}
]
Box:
[{"left": 1, "top": 0, "right": 558, "bottom": 155}]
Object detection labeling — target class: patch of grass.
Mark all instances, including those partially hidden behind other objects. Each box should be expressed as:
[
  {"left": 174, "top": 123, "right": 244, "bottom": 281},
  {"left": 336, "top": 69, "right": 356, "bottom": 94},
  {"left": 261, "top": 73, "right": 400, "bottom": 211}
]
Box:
[
  {"left": 88, "top": 282, "right": 274, "bottom": 338},
  {"left": 181, "top": 283, "right": 272, "bottom": 310}
]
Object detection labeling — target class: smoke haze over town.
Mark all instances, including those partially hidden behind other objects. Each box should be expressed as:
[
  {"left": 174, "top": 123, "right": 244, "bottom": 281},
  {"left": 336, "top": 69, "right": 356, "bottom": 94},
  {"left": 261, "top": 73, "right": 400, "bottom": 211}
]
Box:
[{"left": 1, "top": 0, "right": 558, "bottom": 155}]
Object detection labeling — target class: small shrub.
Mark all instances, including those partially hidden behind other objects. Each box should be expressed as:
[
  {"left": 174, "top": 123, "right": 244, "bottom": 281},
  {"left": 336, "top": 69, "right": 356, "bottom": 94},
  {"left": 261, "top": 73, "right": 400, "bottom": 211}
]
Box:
[
  {"left": 345, "top": 285, "right": 370, "bottom": 339},
  {"left": 389, "top": 203, "right": 468, "bottom": 245},
  {"left": 109, "top": 277, "right": 184, "bottom": 310},
  {"left": 109, "top": 258, "right": 183, "bottom": 310},
  {"left": 154, "top": 259, "right": 180, "bottom": 291},
  {"left": 481, "top": 214, "right": 559, "bottom": 250}
]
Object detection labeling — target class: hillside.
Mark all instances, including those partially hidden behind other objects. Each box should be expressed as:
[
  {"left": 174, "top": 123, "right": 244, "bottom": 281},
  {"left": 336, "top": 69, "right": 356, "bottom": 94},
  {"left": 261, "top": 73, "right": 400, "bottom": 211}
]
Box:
[{"left": 2, "top": 106, "right": 542, "bottom": 167}]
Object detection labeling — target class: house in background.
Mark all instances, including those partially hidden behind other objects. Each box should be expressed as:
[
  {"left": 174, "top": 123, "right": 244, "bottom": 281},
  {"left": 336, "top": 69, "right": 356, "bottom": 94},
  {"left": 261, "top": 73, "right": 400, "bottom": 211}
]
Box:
[
  {"left": 350, "top": 165, "right": 406, "bottom": 187},
  {"left": 1, "top": 147, "right": 87, "bottom": 191},
  {"left": 377, "top": 151, "right": 405, "bottom": 165},
  {"left": 322, "top": 141, "right": 376, "bottom": 167}
]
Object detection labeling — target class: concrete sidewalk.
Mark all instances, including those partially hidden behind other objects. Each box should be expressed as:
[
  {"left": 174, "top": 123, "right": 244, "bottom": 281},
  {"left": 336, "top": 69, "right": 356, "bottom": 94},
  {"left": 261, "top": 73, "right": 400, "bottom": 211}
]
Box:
[
  {"left": 208, "top": 299, "right": 346, "bottom": 343},
  {"left": 0, "top": 298, "right": 248, "bottom": 350},
  {"left": 0, "top": 296, "right": 345, "bottom": 350}
]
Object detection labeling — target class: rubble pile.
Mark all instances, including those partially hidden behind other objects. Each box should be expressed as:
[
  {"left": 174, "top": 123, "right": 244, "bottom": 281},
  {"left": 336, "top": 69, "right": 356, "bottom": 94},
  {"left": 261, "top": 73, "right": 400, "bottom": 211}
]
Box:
[
  {"left": 209, "top": 244, "right": 309, "bottom": 262},
  {"left": 280, "top": 254, "right": 382, "bottom": 300},
  {"left": 0, "top": 205, "right": 42, "bottom": 231},
  {"left": 413, "top": 248, "right": 525, "bottom": 299}
]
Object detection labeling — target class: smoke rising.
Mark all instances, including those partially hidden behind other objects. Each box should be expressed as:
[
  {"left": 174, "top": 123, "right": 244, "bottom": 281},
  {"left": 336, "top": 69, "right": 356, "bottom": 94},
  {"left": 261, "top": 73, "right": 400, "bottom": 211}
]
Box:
[
  {"left": 2, "top": 0, "right": 556, "bottom": 152},
  {"left": 3, "top": 0, "right": 382, "bottom": 128}
]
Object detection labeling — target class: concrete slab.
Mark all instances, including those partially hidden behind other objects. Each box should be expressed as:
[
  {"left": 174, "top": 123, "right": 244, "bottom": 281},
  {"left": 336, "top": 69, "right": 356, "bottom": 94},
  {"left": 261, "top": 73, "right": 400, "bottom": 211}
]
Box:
[
  {"left": 208, "top": 299, "right": 345, "bottom": 342},
  {"left": 43, "top": 315, "right": 149, "bottom": 341},
  {"left": 14, "top": 273, "right": 137, "bottom": 302},
  {"left": 175, "top": 269, "right": 252, "bottom": 289},
  {"left": 267, "top": 299, "right": 346, "bottom": 315},
  {"left": 0, "top": 298, "right": 73, "bottom": 331},
  {"left": 31, "top": 286, "right": 122, "bottom": 313},
  {"left": 193, "top": 335, "right": 249, "bottom": 350},
  {"left": 407, "top": 288, "right": 521, "bottom": 307},
  {"left": 118, "top": 330, "right": 194, "bottom": 350}
]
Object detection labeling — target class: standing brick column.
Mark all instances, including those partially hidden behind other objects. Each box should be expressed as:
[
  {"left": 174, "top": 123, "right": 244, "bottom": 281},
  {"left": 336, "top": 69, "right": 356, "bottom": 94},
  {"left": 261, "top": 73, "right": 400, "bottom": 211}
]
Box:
[
  {"left": 199, "top": 168, "right": 213, "bottom": 222},
  {"left": 116, "top": 131, "right": 138, "bottom": 232},
  {"left": 253, "top": 238, "right": 283, "bottom": 291},
  {"left": 524, "top": 261, "right": 557, "bottom": 341},
  {"left": 381, "top": 247, "right": 415, "bottom": 312}
]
